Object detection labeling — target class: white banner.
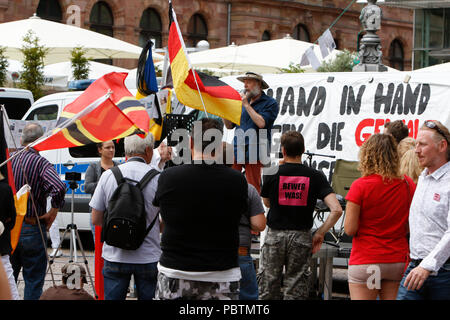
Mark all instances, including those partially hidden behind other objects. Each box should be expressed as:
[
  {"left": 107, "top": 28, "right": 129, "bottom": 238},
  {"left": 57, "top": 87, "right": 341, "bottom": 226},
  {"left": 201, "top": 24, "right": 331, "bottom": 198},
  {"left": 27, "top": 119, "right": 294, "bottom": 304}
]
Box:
[{"left": 221, "top": 72, "right": 450, "bottom": 181}]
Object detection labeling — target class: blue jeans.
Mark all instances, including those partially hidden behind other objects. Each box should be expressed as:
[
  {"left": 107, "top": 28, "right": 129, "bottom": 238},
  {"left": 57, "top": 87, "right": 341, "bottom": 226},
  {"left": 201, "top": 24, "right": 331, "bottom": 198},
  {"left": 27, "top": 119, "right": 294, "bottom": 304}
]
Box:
[
  {"left": 239, "top": 254, "right": 258, "bottom": 300},
  {"left": 103, "top": 260, "right": 158, "bottom": 300},
  {"left": 10, "top": 223, "right": 48, "bottom": 300},
  {"left": 397, "top": 262, "right": 450, "bottom": 300}
]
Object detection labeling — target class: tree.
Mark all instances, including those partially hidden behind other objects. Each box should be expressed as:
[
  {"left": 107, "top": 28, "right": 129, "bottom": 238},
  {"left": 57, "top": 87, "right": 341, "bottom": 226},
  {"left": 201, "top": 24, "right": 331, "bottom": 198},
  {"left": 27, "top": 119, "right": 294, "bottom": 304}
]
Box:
[
  {"left": 317, "top": 49, "right": 358, "bottom": 72},
  {"left": 70, "top": 46, "right": 90, "bottom": 80},
  {"left": 19, "top": 30, "right": 48, "bottom": 100},
  {"left": 280, "top": 62, "right": 305, "bottom": 73},
  {"left": 0, "top": 46, "right": 9, "bottom": 87}
]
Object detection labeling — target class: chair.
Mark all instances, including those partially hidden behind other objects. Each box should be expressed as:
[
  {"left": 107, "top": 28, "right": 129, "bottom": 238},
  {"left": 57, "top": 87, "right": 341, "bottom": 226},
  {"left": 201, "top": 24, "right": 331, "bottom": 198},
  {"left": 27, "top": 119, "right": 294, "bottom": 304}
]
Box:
[{"left": 331, "top": 159, "right": 361, "bottom": 198}]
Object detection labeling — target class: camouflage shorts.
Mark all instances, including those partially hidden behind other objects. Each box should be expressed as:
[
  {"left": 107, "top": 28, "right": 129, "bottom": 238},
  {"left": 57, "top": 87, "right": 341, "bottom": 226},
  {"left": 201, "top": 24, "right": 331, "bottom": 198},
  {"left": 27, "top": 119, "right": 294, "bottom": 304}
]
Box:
[
  {"left": 155, "top": 272, "right": 240, "bottom": 300},
  {"left": 258, "top": 229, "right": 312, "bottom": 300}
]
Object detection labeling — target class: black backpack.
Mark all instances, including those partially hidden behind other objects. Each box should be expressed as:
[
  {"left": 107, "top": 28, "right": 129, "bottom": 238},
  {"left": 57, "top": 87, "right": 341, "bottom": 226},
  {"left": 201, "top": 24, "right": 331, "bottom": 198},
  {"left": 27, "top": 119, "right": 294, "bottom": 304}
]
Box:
[{"left": 101, "top": 166, "right": 160, "bottom": 250}]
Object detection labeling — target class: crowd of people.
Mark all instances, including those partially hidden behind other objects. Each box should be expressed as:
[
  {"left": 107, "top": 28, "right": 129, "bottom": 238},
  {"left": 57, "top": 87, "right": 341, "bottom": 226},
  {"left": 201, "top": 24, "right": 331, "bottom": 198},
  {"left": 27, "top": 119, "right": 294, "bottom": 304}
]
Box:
[{"left": 0, "top": 72, "right": 449, "bottom": 301}]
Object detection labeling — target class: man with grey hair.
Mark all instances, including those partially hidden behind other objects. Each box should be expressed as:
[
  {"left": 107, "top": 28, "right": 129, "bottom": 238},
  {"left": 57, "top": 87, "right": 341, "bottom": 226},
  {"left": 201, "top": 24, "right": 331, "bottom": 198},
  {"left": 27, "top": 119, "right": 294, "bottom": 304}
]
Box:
[
  {"left": 10, "top": 123, "right": 66, "bottom": 300},
  {"left": 90, "top": 133, "right": 167, "bottom": 300}
]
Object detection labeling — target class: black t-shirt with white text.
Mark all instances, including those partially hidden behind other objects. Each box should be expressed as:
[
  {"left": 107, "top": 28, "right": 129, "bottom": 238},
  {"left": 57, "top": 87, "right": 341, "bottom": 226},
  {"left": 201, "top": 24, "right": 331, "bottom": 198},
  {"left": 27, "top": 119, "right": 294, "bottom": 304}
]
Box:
[{"left": 261, "top": 163, "right": 334, "bottom": 231}]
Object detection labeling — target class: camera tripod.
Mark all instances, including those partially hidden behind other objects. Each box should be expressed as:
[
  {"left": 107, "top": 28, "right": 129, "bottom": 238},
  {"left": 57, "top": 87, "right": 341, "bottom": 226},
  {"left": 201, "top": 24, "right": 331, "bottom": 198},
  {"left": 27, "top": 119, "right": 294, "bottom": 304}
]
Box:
[{"left": 48, "top": 179, "right": 98, "bottom": 298}]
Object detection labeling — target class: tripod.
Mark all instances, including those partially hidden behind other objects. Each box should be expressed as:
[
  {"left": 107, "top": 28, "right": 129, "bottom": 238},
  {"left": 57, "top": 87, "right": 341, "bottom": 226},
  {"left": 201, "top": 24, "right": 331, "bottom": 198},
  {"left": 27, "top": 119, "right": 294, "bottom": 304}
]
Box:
[{"left": 48, "top": 179, "right": 98, "bottom": 299}]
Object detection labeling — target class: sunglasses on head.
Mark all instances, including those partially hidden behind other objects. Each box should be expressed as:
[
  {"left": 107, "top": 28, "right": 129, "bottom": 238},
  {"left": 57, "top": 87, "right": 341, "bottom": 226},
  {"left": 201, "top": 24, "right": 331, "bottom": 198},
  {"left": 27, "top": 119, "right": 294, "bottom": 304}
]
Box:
[{"left": 424, "top": 121, "right": 449, "bottom": 143}]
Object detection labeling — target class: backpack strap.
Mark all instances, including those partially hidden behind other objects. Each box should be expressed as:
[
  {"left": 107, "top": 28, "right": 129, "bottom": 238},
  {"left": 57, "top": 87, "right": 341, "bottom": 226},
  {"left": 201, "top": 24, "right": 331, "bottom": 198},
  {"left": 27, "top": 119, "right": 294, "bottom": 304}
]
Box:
[
  {"left": 110, "top": 166, "right": 124, "bottom": 185},
  {"left": 137, "top": 169, "right": 160, "bottom": 190},
  {"left": 138, "top": 169, "right": 160, "bottom": 238}
]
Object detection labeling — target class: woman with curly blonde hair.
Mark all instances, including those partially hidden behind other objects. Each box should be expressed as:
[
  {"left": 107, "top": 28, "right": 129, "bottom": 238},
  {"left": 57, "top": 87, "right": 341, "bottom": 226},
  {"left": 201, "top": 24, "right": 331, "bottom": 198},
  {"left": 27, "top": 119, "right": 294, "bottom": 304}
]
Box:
[{"left": 344, "top": 134, "right": 416, "bottom": 300}]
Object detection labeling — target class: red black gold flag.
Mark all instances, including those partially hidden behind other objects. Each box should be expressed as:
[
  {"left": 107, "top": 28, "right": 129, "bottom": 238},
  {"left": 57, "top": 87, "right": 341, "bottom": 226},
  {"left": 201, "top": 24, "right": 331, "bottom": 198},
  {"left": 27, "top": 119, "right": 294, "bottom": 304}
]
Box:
[
  {"left": 168, "top": 2, "right": 242, "bottom": 125},
  {"left": 33, "top": 72, "right": 149, "bottom": 151}
]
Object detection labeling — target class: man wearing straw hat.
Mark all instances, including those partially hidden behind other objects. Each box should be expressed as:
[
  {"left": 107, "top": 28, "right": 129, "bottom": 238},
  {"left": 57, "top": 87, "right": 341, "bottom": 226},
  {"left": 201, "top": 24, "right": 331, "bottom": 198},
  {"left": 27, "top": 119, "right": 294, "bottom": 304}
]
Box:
[{"left": 223, "top": 72, "right": 279, "bottom": 194}]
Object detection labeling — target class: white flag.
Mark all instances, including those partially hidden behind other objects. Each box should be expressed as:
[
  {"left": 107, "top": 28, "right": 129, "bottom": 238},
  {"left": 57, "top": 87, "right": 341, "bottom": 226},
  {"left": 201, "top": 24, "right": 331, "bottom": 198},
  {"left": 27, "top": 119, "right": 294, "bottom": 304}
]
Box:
[
  {"left": 318, "top": 29, "right": 336, "bottom": 59},
  {"left": 300, "top": 53, "right": 309, "bottom": 67},
  {"left": 305, "top": 46, "right": 321, "bottom": 70}
]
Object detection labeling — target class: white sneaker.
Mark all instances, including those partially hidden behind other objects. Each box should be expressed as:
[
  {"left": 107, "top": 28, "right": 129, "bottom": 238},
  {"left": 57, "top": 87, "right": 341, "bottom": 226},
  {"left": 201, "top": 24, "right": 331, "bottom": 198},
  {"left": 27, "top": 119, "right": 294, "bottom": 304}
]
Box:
[{"left": 49, "top": 249, "right": 63, "bottom": 258}]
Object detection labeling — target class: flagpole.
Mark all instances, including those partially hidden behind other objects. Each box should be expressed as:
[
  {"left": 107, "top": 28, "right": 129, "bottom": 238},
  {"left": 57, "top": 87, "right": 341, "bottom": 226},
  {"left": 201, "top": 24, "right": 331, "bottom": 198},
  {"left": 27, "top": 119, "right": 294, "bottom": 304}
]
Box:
[{"left": 170, "top": 2, "right": 209, "bottom": 118}]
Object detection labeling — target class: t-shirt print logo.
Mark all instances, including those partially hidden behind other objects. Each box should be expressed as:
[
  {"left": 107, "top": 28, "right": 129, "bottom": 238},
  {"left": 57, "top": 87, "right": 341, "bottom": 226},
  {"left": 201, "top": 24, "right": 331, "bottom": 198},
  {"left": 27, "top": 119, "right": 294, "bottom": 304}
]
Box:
[
  {"left": 279, "top": 176, "right": 310, "bottom": 206},
  {"left": 433, "top": 193, "right": 441, "bottom": 202}
]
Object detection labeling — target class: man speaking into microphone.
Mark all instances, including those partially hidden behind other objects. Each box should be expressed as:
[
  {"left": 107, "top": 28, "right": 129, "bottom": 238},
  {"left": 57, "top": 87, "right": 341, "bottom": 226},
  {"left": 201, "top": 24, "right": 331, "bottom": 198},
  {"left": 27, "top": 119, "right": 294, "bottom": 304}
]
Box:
[{"left": 223, "top": 72, "right": 279, "bottom": 193}]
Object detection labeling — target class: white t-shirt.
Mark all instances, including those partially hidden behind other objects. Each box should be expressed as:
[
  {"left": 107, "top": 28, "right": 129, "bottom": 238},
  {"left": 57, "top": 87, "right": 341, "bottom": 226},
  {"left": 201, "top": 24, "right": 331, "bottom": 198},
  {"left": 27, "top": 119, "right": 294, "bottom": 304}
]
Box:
[
  {"left": 157, "top": 263, "right": 241, "bottom": 282},
  {"left": 89, "top": 157, "right": 161, "bottom": 264}
]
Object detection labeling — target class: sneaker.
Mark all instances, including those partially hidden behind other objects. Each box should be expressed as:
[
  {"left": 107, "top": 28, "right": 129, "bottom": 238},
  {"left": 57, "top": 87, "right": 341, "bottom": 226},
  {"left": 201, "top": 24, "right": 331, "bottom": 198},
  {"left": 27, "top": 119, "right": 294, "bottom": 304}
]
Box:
[{"left": 49, "top": 249, "right": 63, "bottom": 258}]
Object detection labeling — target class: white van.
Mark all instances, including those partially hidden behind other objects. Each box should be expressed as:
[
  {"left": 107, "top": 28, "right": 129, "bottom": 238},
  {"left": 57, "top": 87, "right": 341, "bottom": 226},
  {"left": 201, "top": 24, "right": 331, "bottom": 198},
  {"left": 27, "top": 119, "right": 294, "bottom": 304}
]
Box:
[
  {"left": 21, "top": 91, "right": 125, "bottom": 232},
  {"left": 0, "top": 87, "right": 34, "bottom": 119}
]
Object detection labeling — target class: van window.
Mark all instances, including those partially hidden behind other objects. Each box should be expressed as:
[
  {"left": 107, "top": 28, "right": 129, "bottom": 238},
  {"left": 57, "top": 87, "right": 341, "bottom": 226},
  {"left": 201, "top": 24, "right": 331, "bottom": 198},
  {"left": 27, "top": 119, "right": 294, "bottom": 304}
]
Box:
[
  {"left": 25, "top": 105, "right": 58, "bottom": 120},
  {"left": 68, "top": 139, "right": 125, "bottom": 158},
  {"left": 0, "top": 97, "right": 32, "bottom": 120}
]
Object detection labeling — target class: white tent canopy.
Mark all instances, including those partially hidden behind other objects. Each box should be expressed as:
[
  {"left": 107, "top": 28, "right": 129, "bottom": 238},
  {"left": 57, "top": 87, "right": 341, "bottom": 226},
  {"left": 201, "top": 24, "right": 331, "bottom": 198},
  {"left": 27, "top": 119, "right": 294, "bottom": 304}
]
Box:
[
  {"left": 6, "top": 59, "right": 131, "bottom": 88},
  {"left": 0, "top": 15, "right": 164, "bottom": 65},
  {"left": 182, "top": 37, "right": 341, "bottom": 74},
  {"left": 43, "top": 61, "right": 130, "bottom": 87},
  {"left": 161, "top": 36, "right": 398, "bottom": 75}
]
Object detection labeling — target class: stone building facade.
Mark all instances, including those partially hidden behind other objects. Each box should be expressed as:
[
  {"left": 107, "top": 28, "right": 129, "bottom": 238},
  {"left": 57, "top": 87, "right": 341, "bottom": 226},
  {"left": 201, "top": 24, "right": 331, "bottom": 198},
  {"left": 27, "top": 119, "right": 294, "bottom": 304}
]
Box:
[{"left": 0, "top": 0, "right": 413, "bottom": 70}]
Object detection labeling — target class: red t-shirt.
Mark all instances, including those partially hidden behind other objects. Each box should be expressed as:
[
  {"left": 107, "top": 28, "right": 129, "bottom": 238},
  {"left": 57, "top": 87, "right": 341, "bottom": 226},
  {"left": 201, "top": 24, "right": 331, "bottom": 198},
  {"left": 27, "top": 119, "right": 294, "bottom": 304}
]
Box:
[{"left": 345, "top": 174, "right": 416, "bottom": 265}]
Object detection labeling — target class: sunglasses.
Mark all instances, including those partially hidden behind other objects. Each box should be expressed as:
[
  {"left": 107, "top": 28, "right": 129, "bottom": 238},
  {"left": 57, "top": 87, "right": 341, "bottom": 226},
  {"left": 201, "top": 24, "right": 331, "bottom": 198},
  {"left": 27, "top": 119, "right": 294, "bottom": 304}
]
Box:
[{"left": 424, "top": 121, "right": 449, "bottom": 143}]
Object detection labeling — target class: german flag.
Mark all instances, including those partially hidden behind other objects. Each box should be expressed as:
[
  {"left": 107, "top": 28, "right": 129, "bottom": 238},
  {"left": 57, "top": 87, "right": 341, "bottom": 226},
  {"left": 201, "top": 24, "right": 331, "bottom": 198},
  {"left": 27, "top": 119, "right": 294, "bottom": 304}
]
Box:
[
  {"left": 168, "top": 2, "right": 242, "bottom": 125},
  {"left": 33, "top": 72, "right": 149, "bottom": 151}
]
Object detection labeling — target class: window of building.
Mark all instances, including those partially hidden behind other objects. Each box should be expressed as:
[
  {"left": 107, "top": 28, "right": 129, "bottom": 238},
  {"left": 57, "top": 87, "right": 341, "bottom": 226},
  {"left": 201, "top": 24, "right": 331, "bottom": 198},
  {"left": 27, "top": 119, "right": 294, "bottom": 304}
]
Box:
[
  {"left": 36, "top": 0, "right": 62, "bottom": 22},
  {"left": 389, "top": 39, "right": 404, "bottom": 71},
  {"left": 90, "top": 1, "right": 114, "bottom": 64},
  {"left": 89, "top": 1, "right": 114, "bottom": 37},
  {"left": 262, "top": 30, "right": 271, "bottom": 41},
  {"left": 139, "top": 8, "right": 162, "bottom": 48},
  {"left": 293, "top": 24, "right": 310, "bottom": 42},
  {"left": 187, "top": 14, "right": 208, "bottom": 47}
]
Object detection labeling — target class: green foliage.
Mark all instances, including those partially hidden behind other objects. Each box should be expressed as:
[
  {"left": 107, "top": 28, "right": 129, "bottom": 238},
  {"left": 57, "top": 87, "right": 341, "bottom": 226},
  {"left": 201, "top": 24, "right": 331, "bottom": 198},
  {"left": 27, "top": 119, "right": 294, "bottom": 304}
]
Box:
[
  {"left": 317, "top": 49, "right": 358, "bottom": 72},
  {"left": 70, "top": 46, "right": 90, "bottom": 80},
  {"left": 18, "top": 30, "right": 48, "bottom": 100},
  {"left": 280, "top": 62, "right": 305, "bottom": 73},
  {"left": 0, "top": 46, "right": 9, "bottom": 87}
]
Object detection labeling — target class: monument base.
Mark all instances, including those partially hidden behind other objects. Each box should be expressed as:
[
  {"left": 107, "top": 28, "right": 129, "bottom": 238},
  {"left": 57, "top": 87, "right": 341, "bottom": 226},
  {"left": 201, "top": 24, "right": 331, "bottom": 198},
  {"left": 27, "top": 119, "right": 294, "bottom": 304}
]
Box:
[{"left": 352, "top": 63, "right": 388, "bottom": 72}]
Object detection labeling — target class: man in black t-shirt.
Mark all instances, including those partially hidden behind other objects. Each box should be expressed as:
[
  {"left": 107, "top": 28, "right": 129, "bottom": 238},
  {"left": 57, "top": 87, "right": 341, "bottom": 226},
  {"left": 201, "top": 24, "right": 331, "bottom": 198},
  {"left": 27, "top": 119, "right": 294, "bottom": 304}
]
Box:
[
  {"left": 258, "top": 131, "right": 343, "bottom": 300},
  {"left": 153, "top": 118, "right": 248, "bottom": 300}
]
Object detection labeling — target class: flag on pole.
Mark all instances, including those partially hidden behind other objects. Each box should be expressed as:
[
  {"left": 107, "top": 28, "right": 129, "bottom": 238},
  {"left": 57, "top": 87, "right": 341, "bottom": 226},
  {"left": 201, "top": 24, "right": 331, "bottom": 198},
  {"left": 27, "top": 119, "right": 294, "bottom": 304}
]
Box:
[
  {"left": 168, "top": 1, "right": 242, "bottom": 125},
  {"left": 305, "top": 46, "right": 321, "bottom": 70},
  {"left": 318, "top": 29, "right": 336, "bottom": 59},
  {"left": 33, "top": 72, "right": 150, "bottom": 151},
  {"left": 135, "top": 39, "right": 166, "bottom": 145}
]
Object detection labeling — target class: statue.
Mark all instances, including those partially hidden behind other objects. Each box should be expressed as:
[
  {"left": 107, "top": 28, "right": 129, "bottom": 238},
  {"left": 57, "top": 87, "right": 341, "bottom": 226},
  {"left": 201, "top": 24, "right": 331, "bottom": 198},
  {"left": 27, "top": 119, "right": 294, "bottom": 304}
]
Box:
[
  {"left": 353, "top": 0, "right": 387, "bottom": 72},
  {"left": 359, "top": 0, "right": 382, "bottom": 32}
]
